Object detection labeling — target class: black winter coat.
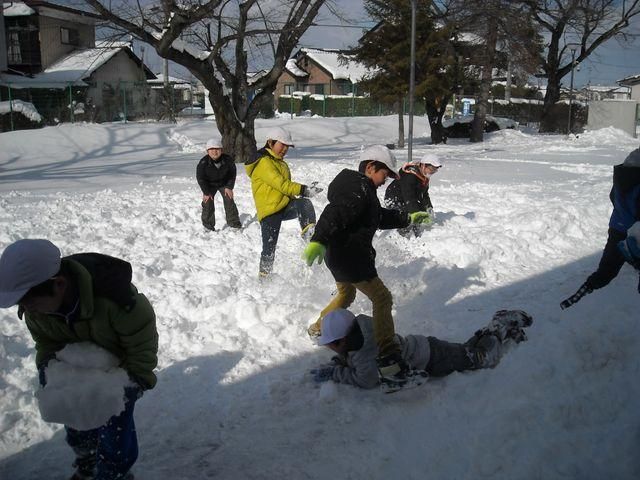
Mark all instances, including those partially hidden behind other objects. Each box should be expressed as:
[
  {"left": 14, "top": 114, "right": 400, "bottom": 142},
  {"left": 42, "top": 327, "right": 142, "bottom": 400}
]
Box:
[
  {"left": 384, "top": 165, "right": 432, "bottom": 212},
  {"left": 196, "top": 153, "right": 237, "bottom": 195},
  {"left": 311, "top": 169, "right": 410, "bottom": 282}
]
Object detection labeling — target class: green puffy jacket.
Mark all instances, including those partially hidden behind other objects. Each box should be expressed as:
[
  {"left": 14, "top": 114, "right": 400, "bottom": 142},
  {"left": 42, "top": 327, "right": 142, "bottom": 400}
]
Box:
[
  {"left": 22, "top": 258, "right": 159, "bottom": 389},
  {"left": 245, "top": 147, "right": 303, "bottom": 221}
]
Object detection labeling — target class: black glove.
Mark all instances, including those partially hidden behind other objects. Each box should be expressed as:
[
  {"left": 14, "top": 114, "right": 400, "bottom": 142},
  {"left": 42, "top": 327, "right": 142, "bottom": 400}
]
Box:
[
  {"left": 125, "top": 376, "right": 145, "bottom": 401},
  {"left": 560, "top": 281, "right": 593, "bottom": 310}
]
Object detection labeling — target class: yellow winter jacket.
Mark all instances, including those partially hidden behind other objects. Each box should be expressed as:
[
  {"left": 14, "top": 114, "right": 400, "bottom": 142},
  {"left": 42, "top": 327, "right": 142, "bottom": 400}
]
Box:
[{"left": 245, "top": 147, "right": 303, "bottom": 221}]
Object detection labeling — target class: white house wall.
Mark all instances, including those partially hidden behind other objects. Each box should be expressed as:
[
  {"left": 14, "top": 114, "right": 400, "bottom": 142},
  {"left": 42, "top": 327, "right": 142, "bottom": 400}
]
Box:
[{"left": 38, "top": 16, "right": 95, "bottom": 70}]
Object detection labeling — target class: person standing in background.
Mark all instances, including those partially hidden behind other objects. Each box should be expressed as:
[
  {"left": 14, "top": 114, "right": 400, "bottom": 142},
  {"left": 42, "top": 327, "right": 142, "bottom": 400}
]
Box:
[{"left": 196, "top": 138, "right": 242, "bottom": 231}]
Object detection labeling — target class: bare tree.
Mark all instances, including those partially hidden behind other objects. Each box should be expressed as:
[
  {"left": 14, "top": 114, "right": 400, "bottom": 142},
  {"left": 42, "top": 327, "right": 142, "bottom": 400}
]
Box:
[
  {"left": 523, "top": 0, "right": 640, "bottom": 132},
  {"left": 434, "top": 0, "right": 542, "bottom": 142},
  {"left": 81, "top": 0, "right": 326, "bottom": 160}
]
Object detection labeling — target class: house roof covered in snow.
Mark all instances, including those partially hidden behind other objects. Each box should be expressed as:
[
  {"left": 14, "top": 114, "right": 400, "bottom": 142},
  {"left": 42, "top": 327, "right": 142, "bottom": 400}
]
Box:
[
  {"left": 0, "top": 46, "right": 155, "bottom": 88},
  {"left": 3, "top": 1, "right": 100, "bottom": 23},
  {"left": 618, "top": 73, "right": 640, "bottom": 86},
  {"left": 3, "top": 2, "right": 36, "bottom": 16},
  {"left": 296, "top": 48, "right": 371, "bottom": 82}
]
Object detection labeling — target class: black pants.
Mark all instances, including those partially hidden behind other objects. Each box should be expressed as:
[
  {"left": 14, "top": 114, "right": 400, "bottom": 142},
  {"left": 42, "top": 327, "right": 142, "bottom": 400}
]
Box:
[
  {"left": 201, "top": 189, "right": 241, "bottom": 230},
  {"left": 425, "top": 337, "right": 474, "bottom": 377}
]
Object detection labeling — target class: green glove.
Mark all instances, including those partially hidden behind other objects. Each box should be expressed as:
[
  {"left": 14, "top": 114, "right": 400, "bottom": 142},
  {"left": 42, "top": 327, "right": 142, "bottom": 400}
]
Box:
[
  {"left": 303, "top": 242, "right": 326, "bottom": 266},
  {"left": 409, "top": 211, "right": 433, "bottom": 226}
]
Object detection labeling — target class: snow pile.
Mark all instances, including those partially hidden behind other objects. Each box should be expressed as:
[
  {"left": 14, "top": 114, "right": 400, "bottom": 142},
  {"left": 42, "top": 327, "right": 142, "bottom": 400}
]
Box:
[
  {"left": 36, "top": 343, "right": 130, "bottom": 431},
  {"left": 0, "top": 100, "right": 42, "bottom": 122},
  {"left": 0, "top": 117, "right": 639, "bottom": 479},
  {"left": 167, "top": 130, "right": 203, "bottom": 153}
]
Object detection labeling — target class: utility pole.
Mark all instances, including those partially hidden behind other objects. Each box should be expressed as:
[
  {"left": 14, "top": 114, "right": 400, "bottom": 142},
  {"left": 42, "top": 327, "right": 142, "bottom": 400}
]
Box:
[
  {"left": 567, "top": 44, "right": 579, "bottom": 134},
  {"left": 408, "top": 0, "right": 416, "bottom": 162}
]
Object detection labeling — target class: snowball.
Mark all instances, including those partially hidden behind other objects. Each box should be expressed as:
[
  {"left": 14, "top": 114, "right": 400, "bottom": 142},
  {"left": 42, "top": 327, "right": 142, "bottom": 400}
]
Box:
[
  {"left": 36, "top": 342, "right": 131, "bottom": 431},
  {"left": 318, "top": 381, "right": 338, "bottom": 403}
]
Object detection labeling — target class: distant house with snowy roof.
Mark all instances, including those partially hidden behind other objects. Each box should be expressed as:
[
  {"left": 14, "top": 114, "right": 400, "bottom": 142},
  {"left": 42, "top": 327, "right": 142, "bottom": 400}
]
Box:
[
  {"left": 618, "top": 73, "right": 640, "bottom": 101},
  {"left": 274, "top": 48, "right": 371, "bottom": 104},
  {"left": 1, "top": 1, "right": 156, "bottom": 124}
]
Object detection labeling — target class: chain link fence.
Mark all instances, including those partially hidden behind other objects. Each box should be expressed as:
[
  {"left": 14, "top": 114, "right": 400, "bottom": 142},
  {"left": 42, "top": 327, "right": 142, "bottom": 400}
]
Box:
[{"left": 0, "top": 80, "right": 199, "bottom": 132}]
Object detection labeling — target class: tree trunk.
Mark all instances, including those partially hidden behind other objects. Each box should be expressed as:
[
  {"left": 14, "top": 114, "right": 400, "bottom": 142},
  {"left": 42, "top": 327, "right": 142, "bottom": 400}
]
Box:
[
  {"left": 470, "top": 15, "right": 498, "bottom": 143},
  {"left": 539, "top": 73, "right": 562, "bottom": 133}
]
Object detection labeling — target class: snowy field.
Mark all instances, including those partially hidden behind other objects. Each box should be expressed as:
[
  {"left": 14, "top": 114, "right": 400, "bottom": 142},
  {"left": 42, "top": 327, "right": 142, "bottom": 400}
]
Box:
[{"left": 1, "top": 116, "right": 639, "bottom": 479}]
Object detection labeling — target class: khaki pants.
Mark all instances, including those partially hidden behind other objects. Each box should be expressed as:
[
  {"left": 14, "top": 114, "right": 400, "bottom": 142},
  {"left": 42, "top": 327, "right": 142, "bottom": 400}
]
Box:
[{"left": 310, "top": 277, "right": 397, "bottom": 356}]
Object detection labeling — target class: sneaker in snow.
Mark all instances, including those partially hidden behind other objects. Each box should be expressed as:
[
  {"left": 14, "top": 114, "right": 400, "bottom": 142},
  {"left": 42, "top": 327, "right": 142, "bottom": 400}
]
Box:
[
  {"left": 300, "top": 223, "right": 316, "bottom": 242},
  {"left": 377, "top": 353, "right": 428, "bottom": 393},
  {"left": 466, "top": 333, "right": 502, "bottom": 369},
  {"left": 307, "top": 323, "right": 321, "bottom": 342},
  {"left": 480, "top": 309, "right": 533, "bottom": 344}
]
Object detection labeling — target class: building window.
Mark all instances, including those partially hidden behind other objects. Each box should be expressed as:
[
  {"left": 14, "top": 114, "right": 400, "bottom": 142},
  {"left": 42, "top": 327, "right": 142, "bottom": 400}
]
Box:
[
  {"left": 61, "top": 27, "right": 80, "bottom": 46},
  {"left": 284, "top": 83, "right": 294, "bottom": 94},
  {"left": 314, "top": 84, "right": 325, "bottom": 94},
  {"left": 7, "top": 32, "right": 22, "bottom": 63}
]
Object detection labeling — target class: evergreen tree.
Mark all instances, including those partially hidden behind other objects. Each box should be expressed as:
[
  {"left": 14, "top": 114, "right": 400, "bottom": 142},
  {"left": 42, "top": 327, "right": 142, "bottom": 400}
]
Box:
[{"left": 349, "top": 0, "right": 460, "bottom": 145}]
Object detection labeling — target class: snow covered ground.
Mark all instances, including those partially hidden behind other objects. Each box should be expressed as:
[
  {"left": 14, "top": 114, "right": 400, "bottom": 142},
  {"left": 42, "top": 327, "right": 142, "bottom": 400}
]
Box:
[{"left": 0, "top": 116, "right": 639, "bottom": 479}]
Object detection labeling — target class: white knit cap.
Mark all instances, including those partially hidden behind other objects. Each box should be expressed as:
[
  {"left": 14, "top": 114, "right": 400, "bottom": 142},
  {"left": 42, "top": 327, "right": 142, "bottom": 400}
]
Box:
[
  {"left": 418, "top": 153, "right": 442, "bottom": 167},
  {"left": 0, "top": 239, "right": 61, "bottom": 307},
  {"left": 265, "top": 127, "right": 295, "bottom": 147},
  {"left": 318, "top": 309, "right": 356, "bottom": 345},
  {"left": 360, "top": 145, "right": 398, "bottom": 170},
  {"left": 206, "top": 138, "right": 222, "bottom": 150}
]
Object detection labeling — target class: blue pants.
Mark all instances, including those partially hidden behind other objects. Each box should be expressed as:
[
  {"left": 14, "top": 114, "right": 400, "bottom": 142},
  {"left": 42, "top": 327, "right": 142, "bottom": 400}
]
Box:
[
  {"left": 259, "top": 198, "right": 315, "bottom": 275},
  {"left": 65, "top": 389, "right": 139, "bottom": 480}
]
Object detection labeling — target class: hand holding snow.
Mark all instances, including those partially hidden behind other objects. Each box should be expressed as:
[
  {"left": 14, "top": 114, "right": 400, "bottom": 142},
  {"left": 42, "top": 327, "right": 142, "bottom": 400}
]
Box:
[{"left": 36, "top": 342, "right": 131, "bottom": 431}]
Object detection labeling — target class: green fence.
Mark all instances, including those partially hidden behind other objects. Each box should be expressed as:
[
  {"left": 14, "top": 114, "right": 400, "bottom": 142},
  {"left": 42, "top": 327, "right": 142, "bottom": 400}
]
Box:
[
  {"left": 277, "top": 94, "right": 426, "bottom": 117},
  {"left": 0, "top": 81, "right": 197, "bottom": 132}
]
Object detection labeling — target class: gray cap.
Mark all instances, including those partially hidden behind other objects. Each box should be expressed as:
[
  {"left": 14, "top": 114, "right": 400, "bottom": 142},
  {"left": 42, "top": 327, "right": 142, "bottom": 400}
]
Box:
[{"left": 0, "top": 239, "right": 61, "bottom": 307}]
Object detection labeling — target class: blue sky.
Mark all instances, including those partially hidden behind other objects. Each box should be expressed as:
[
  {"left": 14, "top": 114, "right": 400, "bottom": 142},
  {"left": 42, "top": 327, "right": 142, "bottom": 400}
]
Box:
[
  {"left": 84, "top": 0, "right": 639, "bottom": 88},
  {"left": 298, "top": 2, "right": 640, "bottom": 88}
]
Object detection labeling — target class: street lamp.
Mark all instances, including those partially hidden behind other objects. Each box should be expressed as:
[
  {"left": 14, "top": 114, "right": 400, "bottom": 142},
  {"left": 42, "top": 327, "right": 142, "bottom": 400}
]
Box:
[
  {"left": 566, "top": 43, "right": 580, "bottom": 134},
  {"left": 408, "top": 0, "right": 416, "bottom": 162}
]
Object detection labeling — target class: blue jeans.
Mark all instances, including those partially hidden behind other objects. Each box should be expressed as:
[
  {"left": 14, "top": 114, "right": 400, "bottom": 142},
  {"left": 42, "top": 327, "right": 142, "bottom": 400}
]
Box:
[
  {"left": 259, "top": 198, "right": 315, "bottom": 275},
  {"left": 65, "top": 388, "right": 140, "bottom": 480}
]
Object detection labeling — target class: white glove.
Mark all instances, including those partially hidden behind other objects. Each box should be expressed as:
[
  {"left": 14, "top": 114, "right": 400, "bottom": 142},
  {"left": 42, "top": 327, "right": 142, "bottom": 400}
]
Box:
[{"left": 302, "top": 181, "right": 323, "bottom": 198}]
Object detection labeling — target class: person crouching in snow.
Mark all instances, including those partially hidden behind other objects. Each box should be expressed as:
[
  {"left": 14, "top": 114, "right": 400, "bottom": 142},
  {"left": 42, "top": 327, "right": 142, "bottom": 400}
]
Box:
[
  {"left": 302, "top": 145, "right": 433, "bottom": 391},
  {"left": 0, "top": 239, "right": 158, "bottom": 480},
  {"left": 245, "top": 127, "right": 322, "bottom": 278},
  {"left": 310, "top": 308, "right": 533, "bottom": 390},
  {"left": 561, "top": 147, "right": 640, "bottom": 308},
  {"left": 196, "top": 137, "right": 242, "bottom": 231},
  {"left": 384, "top": 153, "right": 442, "bottom": 237}
]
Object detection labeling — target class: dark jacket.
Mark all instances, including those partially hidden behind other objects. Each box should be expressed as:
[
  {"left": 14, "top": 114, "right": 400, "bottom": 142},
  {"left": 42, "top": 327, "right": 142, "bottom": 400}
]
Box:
[
  {"left": 196, "top": 153, "right": 237, "bottom": 195},
  {"left": 21, "top": 257, "right": 159, "bottom": 389},
  {"left": 587, "top": 158, "right": 640, "bottom": 290},
  {"left": 384, "top": 164, "right": 432, "bottom": 212},
  {"left": 311, "top": 168, "right": 410, "bottom": 282}
]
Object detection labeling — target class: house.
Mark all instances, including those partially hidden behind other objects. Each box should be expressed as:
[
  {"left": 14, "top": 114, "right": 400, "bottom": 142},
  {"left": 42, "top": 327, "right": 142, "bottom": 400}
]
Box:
[
  {"left": 1, "top": 1, "right": 155, "bottom": 124},
  {"left": 274, "top": 48, "right": 370, "bottom": 102},
  {"left": 618, "top": 73, "right": 640, "bottom": 102},
  {"left": 581, "top": 84, "right": 630, "bottom": 101}
]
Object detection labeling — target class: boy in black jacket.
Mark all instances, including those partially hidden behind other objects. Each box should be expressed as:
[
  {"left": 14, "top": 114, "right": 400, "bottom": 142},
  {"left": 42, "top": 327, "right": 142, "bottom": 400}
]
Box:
[
  {"left": 302, "top": 145, "right": 432, "bottom": 389},
  {"left": 196, "top": 138, "right": 242, "bottom": 231}
]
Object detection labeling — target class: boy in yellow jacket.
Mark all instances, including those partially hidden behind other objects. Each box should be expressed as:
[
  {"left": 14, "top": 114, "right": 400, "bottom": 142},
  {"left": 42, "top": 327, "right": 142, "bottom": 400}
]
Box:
[{"left": 245, "top": 127, "right": 322, "bottom": 277}]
